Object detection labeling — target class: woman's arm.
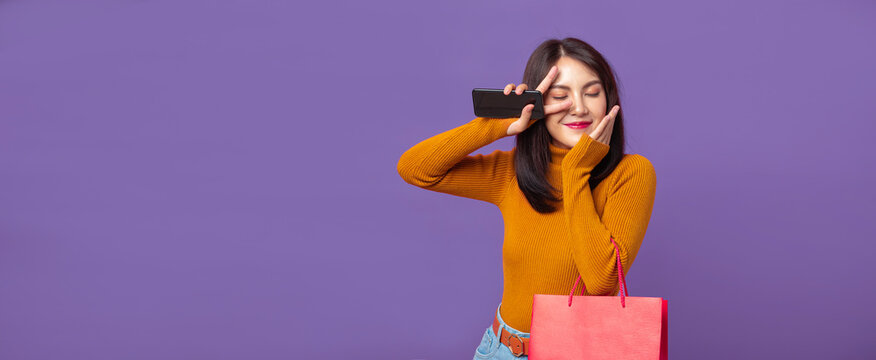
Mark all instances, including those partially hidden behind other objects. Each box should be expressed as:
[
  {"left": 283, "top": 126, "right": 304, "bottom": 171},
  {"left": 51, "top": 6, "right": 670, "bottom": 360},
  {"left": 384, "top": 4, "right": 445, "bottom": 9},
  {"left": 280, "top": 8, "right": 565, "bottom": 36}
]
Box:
[
  {"left": 397, "top": 117, "right": 518, "bottom": 206},
  {"left": 561, "top": 135, "right": 657, "bottom": 296}
]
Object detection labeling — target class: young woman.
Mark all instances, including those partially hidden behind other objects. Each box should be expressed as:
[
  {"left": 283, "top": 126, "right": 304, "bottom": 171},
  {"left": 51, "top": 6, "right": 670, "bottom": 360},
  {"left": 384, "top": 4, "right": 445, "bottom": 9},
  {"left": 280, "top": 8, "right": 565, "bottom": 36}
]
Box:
[{"left": 397, "top": 37, "right": 657, "bottom": 359}]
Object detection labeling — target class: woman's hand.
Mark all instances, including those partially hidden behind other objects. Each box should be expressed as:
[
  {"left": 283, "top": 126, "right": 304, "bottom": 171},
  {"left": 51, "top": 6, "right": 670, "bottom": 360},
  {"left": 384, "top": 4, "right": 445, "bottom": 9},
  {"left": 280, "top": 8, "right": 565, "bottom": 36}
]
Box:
[
  {"left": 504, "top": 65, "right": 573, "bottom": 136},
  {"left": 589, "top": 104, "right": 620, "bottom": 145}
]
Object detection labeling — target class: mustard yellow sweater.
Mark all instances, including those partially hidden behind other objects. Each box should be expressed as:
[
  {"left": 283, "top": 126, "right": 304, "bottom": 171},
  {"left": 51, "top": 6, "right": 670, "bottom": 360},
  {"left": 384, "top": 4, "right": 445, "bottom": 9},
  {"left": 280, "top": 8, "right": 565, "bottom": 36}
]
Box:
[{"left": 396, "top": 116, "right": 657, "bottom": 333}]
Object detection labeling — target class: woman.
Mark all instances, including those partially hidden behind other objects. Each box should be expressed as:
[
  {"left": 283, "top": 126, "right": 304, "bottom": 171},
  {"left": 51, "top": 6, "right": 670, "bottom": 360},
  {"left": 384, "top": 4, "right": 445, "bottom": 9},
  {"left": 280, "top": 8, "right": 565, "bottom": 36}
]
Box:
[{"left": 396, "top": 37, "right": 657, "bottom": 359}]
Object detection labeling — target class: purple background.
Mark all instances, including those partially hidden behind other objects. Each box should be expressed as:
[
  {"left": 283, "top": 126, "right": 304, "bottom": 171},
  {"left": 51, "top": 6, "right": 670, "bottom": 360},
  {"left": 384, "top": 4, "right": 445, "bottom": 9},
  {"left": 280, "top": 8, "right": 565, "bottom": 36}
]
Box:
[{"left": 1, "top": 0, "right": 874, "bottom": 359}]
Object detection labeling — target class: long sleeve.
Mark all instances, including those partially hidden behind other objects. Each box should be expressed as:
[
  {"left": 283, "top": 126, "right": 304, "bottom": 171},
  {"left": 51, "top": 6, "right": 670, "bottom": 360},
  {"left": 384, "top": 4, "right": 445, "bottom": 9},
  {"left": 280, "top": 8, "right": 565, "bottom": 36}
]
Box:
[
  {"left": 560, "top": 134, "right": 657, "bottom": 296},
  {"left": 397, "top": 117, "right": 518, "bottom": 206}
]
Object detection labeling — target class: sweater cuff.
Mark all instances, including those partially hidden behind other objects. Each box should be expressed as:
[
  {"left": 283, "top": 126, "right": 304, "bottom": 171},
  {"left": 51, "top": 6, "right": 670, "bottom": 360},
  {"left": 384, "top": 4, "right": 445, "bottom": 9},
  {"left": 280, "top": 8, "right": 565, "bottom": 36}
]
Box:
[
  {"left": 561, "top": 133, "right": 610, "bottom": 171},
  {"left": 470, "top": 116, "right": 516, "bottom": 140}
]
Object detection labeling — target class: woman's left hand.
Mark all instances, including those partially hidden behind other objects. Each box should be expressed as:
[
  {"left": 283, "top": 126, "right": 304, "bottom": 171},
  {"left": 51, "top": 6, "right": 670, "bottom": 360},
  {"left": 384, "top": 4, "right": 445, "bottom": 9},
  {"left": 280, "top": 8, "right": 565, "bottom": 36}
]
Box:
[{"left": 588, "top": 105, "right": 620, "bottom": 145}]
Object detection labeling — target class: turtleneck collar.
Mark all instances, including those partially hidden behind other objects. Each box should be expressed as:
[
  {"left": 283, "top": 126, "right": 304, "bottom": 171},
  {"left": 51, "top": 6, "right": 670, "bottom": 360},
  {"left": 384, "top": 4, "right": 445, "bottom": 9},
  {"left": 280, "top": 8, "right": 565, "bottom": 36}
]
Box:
[{"left": 549, "top": 141, "right": 571, "bottom": 166}]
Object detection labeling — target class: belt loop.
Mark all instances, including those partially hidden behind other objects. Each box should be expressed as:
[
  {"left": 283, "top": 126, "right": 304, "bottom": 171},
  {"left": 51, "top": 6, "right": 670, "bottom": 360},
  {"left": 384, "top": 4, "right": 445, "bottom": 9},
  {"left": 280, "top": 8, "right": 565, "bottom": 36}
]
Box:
[
  {"left": 495, "top": 303, "right": 502, "bottom": 325},
  {"left": 494, "top": 303, "right": 505, "bottom": 351}
]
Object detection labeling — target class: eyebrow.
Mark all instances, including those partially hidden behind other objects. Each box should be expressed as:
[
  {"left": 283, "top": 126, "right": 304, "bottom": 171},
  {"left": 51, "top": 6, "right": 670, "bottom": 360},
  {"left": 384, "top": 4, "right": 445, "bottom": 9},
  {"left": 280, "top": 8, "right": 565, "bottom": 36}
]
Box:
[{"left": 549, "top": 80, "right": 602, "bottom": 90}]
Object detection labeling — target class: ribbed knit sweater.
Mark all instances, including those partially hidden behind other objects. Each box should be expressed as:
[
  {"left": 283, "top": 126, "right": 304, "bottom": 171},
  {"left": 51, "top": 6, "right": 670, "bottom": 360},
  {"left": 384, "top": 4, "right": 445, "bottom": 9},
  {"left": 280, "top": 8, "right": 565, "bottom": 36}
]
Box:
[{"left": 396, "top": 116, "right": 657, "bottom": 333}]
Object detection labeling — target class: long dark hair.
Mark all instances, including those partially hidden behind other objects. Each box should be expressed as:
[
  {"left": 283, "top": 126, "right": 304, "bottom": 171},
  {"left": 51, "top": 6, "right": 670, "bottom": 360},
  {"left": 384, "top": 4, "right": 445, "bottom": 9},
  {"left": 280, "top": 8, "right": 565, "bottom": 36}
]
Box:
[{"left": 514, "top": 37, "right": 626, "bottom": 213}]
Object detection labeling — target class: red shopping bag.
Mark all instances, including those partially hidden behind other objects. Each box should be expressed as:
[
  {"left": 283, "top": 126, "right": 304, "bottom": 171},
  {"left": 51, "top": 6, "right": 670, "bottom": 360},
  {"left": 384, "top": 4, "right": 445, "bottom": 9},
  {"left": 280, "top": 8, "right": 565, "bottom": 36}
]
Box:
[{"left": 529, "top": 237, "right": 668, "bottom": 359}]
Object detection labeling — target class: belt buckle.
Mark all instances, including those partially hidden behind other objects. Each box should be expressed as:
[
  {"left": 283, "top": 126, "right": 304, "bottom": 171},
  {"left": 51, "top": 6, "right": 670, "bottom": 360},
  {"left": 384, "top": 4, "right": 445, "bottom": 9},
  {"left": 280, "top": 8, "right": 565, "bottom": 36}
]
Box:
[{"left": 506, "top": 332, "right": 526, "bottom": 357}]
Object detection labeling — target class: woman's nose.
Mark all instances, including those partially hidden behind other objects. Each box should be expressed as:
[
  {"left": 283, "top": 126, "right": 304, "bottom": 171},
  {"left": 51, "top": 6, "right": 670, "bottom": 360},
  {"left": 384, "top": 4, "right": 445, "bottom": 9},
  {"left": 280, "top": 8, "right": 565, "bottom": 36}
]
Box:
[{"left": 571, "top": 99, "right": 587, "bottom": 115}]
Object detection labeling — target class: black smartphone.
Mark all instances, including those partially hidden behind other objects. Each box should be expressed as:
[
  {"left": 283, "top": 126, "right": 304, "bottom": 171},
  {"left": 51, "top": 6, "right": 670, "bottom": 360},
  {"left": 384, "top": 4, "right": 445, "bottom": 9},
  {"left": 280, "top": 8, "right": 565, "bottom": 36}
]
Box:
[{"left": 472, "top": 88, "right": 545, "bottom": 119}]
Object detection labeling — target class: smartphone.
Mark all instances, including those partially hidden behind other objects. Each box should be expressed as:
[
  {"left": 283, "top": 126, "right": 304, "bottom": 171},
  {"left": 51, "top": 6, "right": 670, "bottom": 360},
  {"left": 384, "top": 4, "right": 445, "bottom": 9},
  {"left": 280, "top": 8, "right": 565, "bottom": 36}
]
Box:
[{"left": 472, "top": 88, "right": 545, "bottom": 119}]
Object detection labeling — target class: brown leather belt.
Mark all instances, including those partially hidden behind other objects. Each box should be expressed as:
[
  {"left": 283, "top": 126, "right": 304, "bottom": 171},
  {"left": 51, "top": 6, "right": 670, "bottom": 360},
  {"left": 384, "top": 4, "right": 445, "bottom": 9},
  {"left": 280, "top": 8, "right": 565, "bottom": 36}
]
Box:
[{"left": 492, "top": 313, "right": 530, "bottom": 357}]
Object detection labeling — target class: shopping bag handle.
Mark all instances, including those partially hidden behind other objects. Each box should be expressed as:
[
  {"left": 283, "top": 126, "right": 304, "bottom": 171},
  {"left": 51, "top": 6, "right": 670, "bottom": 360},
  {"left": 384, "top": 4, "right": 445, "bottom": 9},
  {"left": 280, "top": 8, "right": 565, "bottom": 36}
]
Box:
[{"left": 568, "top": 236, "right": 629, "bottom": 308}]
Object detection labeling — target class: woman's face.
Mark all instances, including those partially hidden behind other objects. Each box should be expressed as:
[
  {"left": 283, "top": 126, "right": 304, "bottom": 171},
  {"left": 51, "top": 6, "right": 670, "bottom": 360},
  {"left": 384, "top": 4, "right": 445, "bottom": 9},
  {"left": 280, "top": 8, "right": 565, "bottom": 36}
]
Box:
[{"left": 543, "top": 56, "right": 608, "bottom": 149}]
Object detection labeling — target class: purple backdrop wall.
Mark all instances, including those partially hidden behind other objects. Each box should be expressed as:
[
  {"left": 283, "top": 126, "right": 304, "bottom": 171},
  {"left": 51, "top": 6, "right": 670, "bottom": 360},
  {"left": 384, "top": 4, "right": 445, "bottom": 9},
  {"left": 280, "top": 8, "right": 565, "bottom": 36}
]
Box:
[{"left": 1, "top": 0, "right": 874, "bottom": 359}]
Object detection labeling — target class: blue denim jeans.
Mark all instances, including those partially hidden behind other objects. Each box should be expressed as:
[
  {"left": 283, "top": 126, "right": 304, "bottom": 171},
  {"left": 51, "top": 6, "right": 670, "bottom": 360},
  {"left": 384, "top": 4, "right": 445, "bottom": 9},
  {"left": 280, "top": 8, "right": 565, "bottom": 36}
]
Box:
[{"left": 472, "top": 303, "right": 530, "bottom": 360}]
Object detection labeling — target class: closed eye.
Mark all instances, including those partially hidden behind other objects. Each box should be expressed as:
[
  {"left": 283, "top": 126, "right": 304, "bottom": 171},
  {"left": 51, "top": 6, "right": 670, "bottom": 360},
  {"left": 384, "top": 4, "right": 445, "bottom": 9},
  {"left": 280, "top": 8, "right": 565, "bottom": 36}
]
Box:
[{"left": 552, "top": 92, "right": 600, "bottom": 100}]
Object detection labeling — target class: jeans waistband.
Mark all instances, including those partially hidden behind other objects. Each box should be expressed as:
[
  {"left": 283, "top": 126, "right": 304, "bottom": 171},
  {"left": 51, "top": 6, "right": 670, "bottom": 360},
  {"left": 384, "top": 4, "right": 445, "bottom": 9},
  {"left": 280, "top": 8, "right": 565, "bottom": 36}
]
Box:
[{"left": 495, "top": 302, "right": 529, "bottom": 336}]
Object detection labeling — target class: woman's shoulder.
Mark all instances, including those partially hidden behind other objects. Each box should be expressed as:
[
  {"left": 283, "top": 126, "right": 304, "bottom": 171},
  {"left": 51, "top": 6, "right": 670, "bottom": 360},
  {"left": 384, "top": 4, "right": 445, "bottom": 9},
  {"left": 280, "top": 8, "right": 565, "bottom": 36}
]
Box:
[
  {"left": 474, "top": 148, "right": 517, "bottom": 176},
  {"left": 613, "top": 153, "right": 656, "bottom": 181},
  {"left": 481, "top": 148, "right": 515, "bottom": 161},
  {"left": 619, "top": 153, "right": 653, "bottom": 169},
  {"left": 482, "top": 148, "right": 517, "bottom": 166}
]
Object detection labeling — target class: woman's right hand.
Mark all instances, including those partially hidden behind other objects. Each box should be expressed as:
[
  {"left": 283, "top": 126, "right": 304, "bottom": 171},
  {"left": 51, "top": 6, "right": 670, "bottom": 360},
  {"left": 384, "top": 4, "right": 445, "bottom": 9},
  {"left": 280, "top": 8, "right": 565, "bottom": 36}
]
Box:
[{"left": 504, "top": 65, "right": 573, "bottom": 136}]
